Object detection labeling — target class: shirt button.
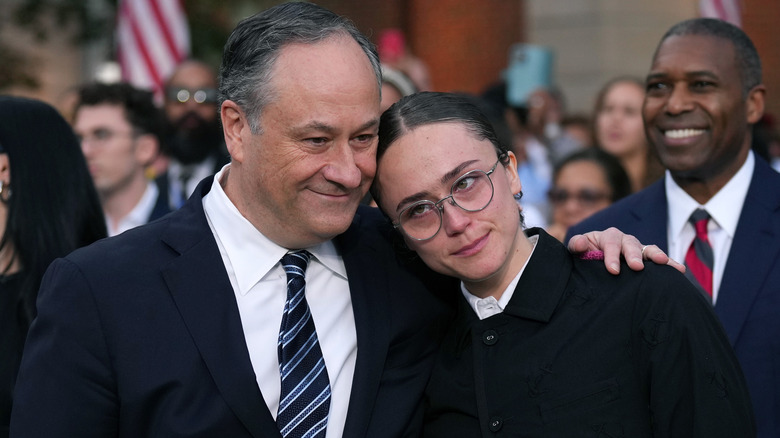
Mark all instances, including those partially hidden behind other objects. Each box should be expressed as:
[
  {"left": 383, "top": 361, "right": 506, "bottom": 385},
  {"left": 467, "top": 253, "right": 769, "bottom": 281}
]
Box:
[
  {"left": 482, "top": 330, "right": 498, "bottom": 345},
  {"left": 489, "top": 416, "right": 503, "bottom": 431}
]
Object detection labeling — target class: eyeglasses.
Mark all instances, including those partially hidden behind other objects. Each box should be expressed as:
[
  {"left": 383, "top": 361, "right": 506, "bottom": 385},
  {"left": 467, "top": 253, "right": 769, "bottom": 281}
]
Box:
[
  {"left": 548, "top": 188, "right": 609, "bottom": 207},
  {"left": 77, "top": 128, "right": 137, "bottom": 147},
  {"left": 393, "top": 157, "right": 502, "bottom": 241},
  {"left": 166, "top": 87, "right": 218, "bottom": 104}
]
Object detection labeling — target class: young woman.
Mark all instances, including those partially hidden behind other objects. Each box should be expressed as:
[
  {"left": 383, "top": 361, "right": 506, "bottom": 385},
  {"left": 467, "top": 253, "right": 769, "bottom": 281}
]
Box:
[
  {"left": 370, "top": 92, "right": 754, "bottom": 437},
  {"left": 0, "top": 96, "right": 106, "bottom": 436},
  {"left": 593, "top": 77, "right": 664, "bottom": 192}
]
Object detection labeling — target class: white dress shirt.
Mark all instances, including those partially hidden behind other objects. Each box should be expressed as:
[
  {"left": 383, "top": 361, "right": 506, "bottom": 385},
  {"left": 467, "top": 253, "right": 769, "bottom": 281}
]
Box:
[
  {"left": 462, "top": 235, "right": 539, "bottom": 319},
  {"left": 666, "top": 151, "right": 754, "bottom": 304},
  {"left": 106, "top": 180, "right": 159, "bottom": 237},
  {"left": 202, "top": 165, "right": 356, "bottom": 438}
]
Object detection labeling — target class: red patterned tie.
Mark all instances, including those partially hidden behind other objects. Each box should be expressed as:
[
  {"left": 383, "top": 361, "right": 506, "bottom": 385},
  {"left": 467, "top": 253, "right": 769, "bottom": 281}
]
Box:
[{"left": 684, "top": 209, "right": 713, "bottom": 301}]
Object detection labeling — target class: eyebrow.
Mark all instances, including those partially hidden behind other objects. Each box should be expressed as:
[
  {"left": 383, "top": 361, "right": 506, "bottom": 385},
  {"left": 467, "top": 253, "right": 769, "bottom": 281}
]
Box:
[
  {"left": 646, "top": 70, "right": 720, "bottom": 83},
  {"left": 291, "top": 118, "right": 380, "bottom": 137},
  {"left": 394, "top": 159, "right": 480, "bottom": 212}
]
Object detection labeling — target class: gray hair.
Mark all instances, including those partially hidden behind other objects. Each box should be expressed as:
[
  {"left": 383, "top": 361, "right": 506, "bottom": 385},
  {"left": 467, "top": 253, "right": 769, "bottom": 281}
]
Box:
[
  {"left": 657, "top": 18, "right": 762, "bottom": 96},
  {"left": 219, "top": 2, "right": 382, "bottom": 133}
]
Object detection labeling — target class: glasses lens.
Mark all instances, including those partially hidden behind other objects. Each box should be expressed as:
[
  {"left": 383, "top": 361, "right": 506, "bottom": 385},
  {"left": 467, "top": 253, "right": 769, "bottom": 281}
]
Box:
[
  {"left": 578, "top": 190, "right": 609, "bottom": 206},
  {"left": 452, "top": 170, "right": 493, "bottom": 211},
  {"left": 399, "top": 201, "right": 441, "bottom": 240},
  {"left": 176, "top": 89, "right": 190, "bottom": 103}
]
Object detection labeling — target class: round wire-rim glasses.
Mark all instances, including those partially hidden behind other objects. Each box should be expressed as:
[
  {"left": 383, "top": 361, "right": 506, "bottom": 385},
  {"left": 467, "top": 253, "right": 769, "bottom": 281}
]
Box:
[{"left": 393, "top": 156, "right": 504, "bottom": 241}]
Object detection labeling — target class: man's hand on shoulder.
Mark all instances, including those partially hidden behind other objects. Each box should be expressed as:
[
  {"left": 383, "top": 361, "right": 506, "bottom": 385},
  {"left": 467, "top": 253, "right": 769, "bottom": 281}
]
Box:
[{"left": 567, "top": 227, "right": 685, "bottom": 275}]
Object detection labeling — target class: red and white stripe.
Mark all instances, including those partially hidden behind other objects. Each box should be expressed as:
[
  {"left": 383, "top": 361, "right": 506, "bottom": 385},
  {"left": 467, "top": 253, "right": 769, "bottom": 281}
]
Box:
[
  {"left": 700, "top": 0, "right": 742, "bottom": 27},
  {"left": 117, "top": 0, "right": 190, "bottom": 97}
]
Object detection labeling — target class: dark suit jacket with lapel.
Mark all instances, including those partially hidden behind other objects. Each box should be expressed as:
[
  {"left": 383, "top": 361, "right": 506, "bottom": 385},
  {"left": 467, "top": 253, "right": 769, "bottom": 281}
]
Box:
[
  {"left": 11, "top": 177, "right": 454, "bottom": 438},
  {"left": 567, "top": 157, "right": 780, "bottom": 438}
]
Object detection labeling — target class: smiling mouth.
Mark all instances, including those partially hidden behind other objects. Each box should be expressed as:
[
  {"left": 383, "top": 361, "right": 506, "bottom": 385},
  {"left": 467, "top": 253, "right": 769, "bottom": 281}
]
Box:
[{"left": 664, "top": 128, "right": 706, "bottom": 139}]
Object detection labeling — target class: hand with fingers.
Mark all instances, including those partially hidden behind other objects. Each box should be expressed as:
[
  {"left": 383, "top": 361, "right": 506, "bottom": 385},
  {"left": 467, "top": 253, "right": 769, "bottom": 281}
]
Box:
[{"left": 568, "top": 227, "right": 685, "bottom": 275}]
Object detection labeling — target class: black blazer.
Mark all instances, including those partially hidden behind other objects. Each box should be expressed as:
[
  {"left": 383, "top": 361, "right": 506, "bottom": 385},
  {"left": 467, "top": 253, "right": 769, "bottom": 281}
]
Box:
[
  {"left": 424, "top": 229, "right": 754, "bottom": 437},
  {"left": 568, "top": 157, "right": 780, "bottom": 438},
  {"left": 11, "top": 177, "right": 453, "bottom": 437}
]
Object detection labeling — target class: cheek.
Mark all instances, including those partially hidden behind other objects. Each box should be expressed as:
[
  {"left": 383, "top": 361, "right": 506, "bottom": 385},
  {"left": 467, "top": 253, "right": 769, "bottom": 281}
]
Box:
[{"left": 355, "top": 148, "right": 378, "bottom": 179}]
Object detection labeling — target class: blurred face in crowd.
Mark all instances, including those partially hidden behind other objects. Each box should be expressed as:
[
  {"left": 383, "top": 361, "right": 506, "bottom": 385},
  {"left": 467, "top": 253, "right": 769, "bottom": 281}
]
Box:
[
  {"left": 220, "top": 35, "right": 380, "bottom": 249},
  {"left": 549, "top": 160, "right": 612, "bottom": 230},
  {"left": 596, "top": 81, "right": 647, "bottom": 159},
  {"left": 643, "top": 34, "right": 764, "bottom": 188},
  {"left": 375, "top": 121, "right": 525, "bottom": 295},
  {"left": 164, "top": 61, "right": 218, "bottom": 126},
  {"left": 164, "top": 61, "right": 223, "bottom": 164},
  {"left": 74, "top": 104, "right": 155, "bottom": 198}
]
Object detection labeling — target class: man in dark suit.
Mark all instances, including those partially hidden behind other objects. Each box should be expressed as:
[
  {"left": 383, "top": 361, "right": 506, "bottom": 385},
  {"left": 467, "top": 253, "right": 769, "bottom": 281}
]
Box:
[
  {"left": 73, "top": 82, "right": 171, "bottom": 236},
  {"left": 11, "top": 4, "right": 662, "bottom": 438},
  {"left": 569, "top": 18, "right": 779, "bottom": 437},
  {"left": 158, "top": 59, "right": 230, "bottom": 209}
]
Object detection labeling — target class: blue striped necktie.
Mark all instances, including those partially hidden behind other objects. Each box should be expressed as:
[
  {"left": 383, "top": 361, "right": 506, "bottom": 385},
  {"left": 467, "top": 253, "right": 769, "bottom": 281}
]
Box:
[{"left": 277, "top": 251, "right": 331, "bottom": 438}]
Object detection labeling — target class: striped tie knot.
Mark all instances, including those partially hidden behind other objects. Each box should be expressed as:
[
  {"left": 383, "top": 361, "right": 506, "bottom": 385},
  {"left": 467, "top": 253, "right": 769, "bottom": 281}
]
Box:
[
  {"left": 277, "top": 250, "right": 331, "bottom": 438},
  {"left": 689, "top": 208, "right": 711, "bottom": 241},
  {"left": 685, "top": 208, "right": 714, "bottom": 301}
]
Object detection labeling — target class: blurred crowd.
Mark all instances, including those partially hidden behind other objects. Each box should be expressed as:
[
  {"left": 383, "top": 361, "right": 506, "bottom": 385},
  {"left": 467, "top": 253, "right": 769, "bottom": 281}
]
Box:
[{"left": 1, "top": 11, "right": 779, "bottom": 438}]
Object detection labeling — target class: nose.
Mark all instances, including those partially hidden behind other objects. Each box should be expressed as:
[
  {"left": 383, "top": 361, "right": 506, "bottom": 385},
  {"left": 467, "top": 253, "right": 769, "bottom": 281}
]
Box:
[
  {"left": 665, "top": 84, "right": 694, "bottom": 115},
  {"left": 80, "top": 139, "right": 96, "bottom": 157},
  {"left": 322, "top": 143, "right": 364, "bottom": 189},
  {"left": 441, "top": 200, "right": 471, "bottom": 236}
]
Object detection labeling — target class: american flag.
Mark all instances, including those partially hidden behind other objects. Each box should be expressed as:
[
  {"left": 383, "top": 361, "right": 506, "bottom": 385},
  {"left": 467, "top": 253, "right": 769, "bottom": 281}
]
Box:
[
  {"left": 116, "top": 0, "right": 190, "bottom": 97},
  {"left": 700, "top": 0, "right": 742, "bottom": 27}
]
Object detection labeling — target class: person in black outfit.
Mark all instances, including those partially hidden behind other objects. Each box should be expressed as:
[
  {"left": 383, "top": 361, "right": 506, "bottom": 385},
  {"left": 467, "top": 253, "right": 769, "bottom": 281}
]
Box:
[
  {"left": 370, "top": 92, "right": 755, "bottom": 437},
  {"left": 0, "top": 96, "right": 106, "bottom": 437}
]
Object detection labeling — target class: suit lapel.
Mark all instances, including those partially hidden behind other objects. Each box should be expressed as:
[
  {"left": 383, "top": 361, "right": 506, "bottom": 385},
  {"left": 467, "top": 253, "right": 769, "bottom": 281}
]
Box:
[
  {"left": 160, "top": 179, "right": 278, "bottom": 438},
  {"left": 716, "top": 160, "right": 780, "bottom": 345},
  {"left": 628, "top": 181, "right": 670, "bottom": 251},
  {"left": 336, "top": 210, "right": 392, "bottom": 437}
]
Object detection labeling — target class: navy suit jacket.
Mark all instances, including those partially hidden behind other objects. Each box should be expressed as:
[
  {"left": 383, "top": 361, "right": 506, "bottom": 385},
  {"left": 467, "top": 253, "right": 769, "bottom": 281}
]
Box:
[
  {"left": 11, "top": 177, "right": 453, "bottom": 437},
  {"left": 568, "top": 157, "right": 780, "bottom": 438}
]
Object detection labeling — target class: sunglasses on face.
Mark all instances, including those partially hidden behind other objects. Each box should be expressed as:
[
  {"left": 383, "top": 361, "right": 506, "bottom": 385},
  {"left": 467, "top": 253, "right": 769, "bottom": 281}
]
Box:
[
  {"left": 166, "top": 87, "right": 218, "bottom": 104},
  {"left": 548, "top": 188, "right": 610, "bottom": 207}
]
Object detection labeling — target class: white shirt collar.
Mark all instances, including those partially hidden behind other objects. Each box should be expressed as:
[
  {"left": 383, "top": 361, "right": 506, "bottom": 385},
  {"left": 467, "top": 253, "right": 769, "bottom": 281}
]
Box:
[
  {"left": 106, "top": 180, "right": 159, "bottom": 236},
  {"left": 667, "top": 150, "right": 754, "bottom": 239},
  {"left": 202, "top": 164, "right": 346, "bottom": 296},
  {"left": 461, "top": 234, "right": 539, "bottom": 319}
]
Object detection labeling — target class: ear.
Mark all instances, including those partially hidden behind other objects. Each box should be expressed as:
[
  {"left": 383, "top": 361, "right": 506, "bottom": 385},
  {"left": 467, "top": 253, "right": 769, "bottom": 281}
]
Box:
[
  {"left": 746, "top": 84, "right": 766, "bottom": 124},
  {"left": 503, "top": 151, "right": 522, "bottom": 195},
  {"left": 134, "top": 134, "right": 159, "bottom": 167},
  {"left": 221, "top": 100, "right": 248, "bottom": 163},
  {"left": 0, "top": 153, "right": 10, "bottom": 185}
]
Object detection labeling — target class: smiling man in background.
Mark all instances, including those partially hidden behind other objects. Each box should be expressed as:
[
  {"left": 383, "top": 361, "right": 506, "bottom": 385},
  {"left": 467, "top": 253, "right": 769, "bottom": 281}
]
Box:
[{"left": 569, "top": 18, "right": 780, "bottom": 437}]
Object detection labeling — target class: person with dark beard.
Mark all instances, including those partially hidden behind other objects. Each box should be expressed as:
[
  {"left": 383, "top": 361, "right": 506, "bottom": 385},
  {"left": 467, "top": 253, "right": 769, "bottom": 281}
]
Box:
[{"left": 160, "top": 59, "right": 230, "bottom": 209}]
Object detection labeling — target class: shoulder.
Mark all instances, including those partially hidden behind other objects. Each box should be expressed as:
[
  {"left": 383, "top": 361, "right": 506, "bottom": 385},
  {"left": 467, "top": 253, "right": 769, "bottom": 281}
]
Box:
[
  {"left": 569, "top": 256, "right": 702, "bottom": 309},
  {"left": 65, "top": 206, "right": 192, "bottom": 273},
  {"left": 566, "top": 181, "right": 664, "bottom": 239}
]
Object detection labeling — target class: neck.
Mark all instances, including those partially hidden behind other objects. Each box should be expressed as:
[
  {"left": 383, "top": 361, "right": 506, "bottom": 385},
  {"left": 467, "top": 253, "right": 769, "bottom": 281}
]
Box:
[
  {"left": 0, "top": 241, "right": 21, "bottom": 275},
  {"left": 463, "top": 227, "right": 534, "bottom": 300},
  {"left": 672, "top": 147, "right": 749, "bottom": 205},
  {"left": 102, "top": 174, "right": 150, "bottom": 227}
]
